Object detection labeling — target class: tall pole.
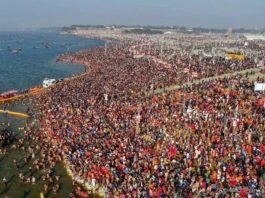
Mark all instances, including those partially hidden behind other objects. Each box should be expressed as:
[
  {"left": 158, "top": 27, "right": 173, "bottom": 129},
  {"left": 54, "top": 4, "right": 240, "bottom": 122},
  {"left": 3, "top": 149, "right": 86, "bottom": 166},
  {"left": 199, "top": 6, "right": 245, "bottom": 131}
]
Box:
[
  {"left": 149, "top": 43, "right": 151, "bottom": 56},
  {"left": 105, "top": 41, "right": 107, "bottom": 56},
  {"left": 160, "top": 42, "right": 163, "bottom": 58}
]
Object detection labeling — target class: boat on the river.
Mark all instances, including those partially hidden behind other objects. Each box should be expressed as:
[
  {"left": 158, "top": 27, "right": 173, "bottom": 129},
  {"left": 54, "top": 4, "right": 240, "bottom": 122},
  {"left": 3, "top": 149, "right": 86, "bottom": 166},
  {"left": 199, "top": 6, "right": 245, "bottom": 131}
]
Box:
[
  {"left": 43, "top": 78, "right": 56, "bottom": 88},
  {"left": 0, "top": 109, "right": 30, "bottom": 118},
  {"left": 12, "top": 48, "right": 22, "bottom": 54},
  {"left": 0, "top": 90, "right": 18, "bottom": 97},
  {"left": 0, "top": 90, "right": 25, "bottom": 103}
]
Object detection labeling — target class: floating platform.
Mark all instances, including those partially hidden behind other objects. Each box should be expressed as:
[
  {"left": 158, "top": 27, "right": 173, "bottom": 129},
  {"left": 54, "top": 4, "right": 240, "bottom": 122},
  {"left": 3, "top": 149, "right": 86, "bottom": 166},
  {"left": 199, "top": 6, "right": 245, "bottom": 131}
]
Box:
[
  {"left": 0, "top": 95, "right": 23, "bottom": 103},
  {"left": 0, "top": 87, "right": 44, "bottom": 103},
  {"left": 0, "top": 109, "right": 30, "bottom": 118}
]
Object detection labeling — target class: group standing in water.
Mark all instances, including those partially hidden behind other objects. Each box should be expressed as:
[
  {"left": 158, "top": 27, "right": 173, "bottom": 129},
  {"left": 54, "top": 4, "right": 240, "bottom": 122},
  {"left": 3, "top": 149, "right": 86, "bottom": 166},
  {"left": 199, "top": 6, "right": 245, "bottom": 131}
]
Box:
[{"left": 0, "top": 112, "right": 86, "bottom": 197}]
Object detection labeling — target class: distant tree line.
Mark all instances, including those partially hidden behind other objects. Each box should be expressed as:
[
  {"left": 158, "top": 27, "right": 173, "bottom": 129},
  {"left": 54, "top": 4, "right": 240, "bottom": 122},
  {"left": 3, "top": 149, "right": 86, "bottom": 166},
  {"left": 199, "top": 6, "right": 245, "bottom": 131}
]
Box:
[
  {"left": 61, "top": 25, "right": 265, "bottom": 34},
  {"left": 123, "top": 28, "right": 163, "bottom": 35}
]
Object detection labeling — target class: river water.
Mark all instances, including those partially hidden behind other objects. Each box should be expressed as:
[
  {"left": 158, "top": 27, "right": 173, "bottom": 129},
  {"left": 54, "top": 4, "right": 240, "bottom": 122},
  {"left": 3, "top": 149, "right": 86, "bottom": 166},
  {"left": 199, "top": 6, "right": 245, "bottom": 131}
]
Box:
[{"left": 0, "top": 31, "right": 104, "bottom": 92}]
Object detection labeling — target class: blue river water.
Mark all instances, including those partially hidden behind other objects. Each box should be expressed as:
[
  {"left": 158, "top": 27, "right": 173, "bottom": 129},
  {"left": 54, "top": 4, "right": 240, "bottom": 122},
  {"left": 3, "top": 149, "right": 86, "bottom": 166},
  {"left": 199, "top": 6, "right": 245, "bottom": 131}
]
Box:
[{"left": 0, "top": 31, "right": 104, "bottom": 93}]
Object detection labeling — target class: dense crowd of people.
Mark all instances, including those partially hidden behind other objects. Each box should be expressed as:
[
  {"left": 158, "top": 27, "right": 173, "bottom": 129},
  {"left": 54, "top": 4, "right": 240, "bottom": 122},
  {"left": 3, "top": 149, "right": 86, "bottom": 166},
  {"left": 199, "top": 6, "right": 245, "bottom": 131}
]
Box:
[
  {"left": 0, "top": 128, "right": 16, "bottom": 148},
  {"left": 59, "top": 41, "right": 257, "bottom": 91},
  {"left": 30, "top": 40, "right": 265, "bottom": 197}
]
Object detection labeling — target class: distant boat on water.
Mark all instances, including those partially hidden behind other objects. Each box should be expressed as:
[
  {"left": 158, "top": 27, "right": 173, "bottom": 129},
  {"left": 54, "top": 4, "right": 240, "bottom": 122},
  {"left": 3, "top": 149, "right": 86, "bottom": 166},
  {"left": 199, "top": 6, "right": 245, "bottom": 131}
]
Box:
[
  {"left": 39, "top": 41, "right": 52, "bottom": 48},
  {"left": 45, "top": 43, "right": 52, "bottom": 48},
  {"left": 12, "top": 48, "right": 22, "bottom": 54}
]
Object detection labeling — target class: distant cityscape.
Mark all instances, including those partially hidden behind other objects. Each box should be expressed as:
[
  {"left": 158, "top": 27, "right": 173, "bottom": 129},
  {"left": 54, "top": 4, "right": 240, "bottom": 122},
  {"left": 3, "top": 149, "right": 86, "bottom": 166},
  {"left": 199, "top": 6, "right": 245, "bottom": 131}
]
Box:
[
  {"left": 62, "top": 25, "right": 265, "bottom": 34},
  {"left": 0, "top": 25, "right": 265, "bottom": 35}
]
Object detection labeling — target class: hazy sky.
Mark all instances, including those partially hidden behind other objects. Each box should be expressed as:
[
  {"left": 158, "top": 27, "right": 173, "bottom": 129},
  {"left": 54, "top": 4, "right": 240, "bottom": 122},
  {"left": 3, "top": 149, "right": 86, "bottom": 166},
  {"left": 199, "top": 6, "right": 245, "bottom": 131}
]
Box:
[{"left": 0, "top": 0, "right": 264, "bottom": 29}]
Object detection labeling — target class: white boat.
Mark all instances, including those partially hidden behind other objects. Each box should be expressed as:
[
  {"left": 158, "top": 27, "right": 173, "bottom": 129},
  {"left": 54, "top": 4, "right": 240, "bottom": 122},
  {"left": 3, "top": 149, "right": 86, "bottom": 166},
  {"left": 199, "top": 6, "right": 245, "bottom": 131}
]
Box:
[
  {"left": 12, "top": 48, "right": 22, "bottom": 54},
  {"left": 43, "top": 78, "right": 56, "bottom": 88}
]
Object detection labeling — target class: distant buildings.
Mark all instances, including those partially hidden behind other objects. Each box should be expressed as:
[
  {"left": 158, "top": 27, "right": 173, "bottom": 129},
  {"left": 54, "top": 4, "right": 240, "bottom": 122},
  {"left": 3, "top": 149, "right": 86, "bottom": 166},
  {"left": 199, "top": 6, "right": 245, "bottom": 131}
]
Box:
[{"left": 244, "top": 34, "right": 265, "bottom": 41}]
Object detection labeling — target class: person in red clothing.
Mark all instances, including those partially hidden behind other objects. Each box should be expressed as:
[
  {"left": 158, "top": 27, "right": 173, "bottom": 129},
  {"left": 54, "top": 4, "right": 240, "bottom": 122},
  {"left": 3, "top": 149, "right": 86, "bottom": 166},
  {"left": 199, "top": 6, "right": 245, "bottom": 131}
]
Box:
[{"left": 240, "top": 187, "right": 248, "bottom": 198}]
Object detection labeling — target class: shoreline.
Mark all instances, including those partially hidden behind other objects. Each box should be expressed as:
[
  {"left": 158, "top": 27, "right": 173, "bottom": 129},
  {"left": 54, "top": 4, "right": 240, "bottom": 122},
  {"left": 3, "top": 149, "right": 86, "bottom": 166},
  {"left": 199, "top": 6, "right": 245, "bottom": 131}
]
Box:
[
  {"left": 40, "top": 41, "right": 109, "bottom": 196},
  {"left": 54, "top": 49, "right": 108, "bottom": 197},
  {"left": 0, "top": 35, "right": 106, "bottom": 197}
]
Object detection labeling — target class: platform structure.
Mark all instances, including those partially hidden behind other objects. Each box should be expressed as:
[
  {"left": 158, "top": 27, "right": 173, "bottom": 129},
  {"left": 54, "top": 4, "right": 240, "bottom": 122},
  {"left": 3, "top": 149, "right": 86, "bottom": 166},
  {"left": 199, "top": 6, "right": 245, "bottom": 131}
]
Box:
[
  {"left": 0, "top": 87, "right": 44, "bottom": 104},
  {"left": 0, "top": 95, "right": 24, "bottom": 103},
  {"left": 0, "top": 109, "right": 30, "bottom": 118}
]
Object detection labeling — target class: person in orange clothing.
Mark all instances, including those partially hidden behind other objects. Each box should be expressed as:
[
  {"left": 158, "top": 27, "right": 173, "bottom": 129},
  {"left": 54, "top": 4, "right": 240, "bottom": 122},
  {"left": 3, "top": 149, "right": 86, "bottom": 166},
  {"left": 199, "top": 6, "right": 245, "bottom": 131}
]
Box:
[{"left": 211, "top": 170, "right": 217, "bottom": 183}]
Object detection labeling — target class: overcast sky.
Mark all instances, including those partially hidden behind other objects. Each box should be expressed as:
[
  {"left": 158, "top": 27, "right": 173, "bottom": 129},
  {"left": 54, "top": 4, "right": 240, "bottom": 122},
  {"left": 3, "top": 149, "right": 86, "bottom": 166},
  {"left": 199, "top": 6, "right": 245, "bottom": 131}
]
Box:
[{"left": 0, "top": 0, "right": 264, "bottom": 29}]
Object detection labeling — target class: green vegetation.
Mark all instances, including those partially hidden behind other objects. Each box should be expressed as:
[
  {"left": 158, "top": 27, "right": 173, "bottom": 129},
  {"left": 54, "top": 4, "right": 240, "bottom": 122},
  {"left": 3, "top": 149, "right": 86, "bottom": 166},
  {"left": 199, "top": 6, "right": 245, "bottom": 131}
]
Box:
[
  {"left": 123, "top": 28, "right": 163, "bottom": 35},
  {"left": 61, "top": 24, "right": 265, "bottom": 34}
]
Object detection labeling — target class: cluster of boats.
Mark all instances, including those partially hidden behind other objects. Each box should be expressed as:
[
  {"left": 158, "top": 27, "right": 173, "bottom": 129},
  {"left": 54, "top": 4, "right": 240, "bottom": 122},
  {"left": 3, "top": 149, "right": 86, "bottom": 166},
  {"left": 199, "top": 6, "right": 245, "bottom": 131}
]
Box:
[
  {"left": 0, "top": 88, "right": 42, "bottom": 103},
  {"left": 0, "top": 90, "right": 23, "bottom": 102},
  {"left": 0, "top": 41, "right": 69, "bottom": 55},
  {"left": 0, "top": 78, "right": 58, "bottom": 103},
  {"left": 2, "top": 42, "right": 57, "bottom": 54}
]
